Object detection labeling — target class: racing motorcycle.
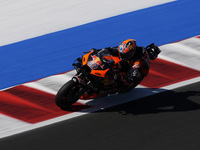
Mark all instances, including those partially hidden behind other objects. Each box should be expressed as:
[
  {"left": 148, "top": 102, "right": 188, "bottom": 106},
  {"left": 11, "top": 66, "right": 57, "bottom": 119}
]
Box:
[{"left": 55, "top": 44, "right": 160, "bottom": 109}]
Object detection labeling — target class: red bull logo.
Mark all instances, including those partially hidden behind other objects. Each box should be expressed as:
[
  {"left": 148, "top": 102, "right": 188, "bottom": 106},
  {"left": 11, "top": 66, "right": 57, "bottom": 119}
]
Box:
[{"left": 91, "top": 55, "right": 102, "bottom": 66}]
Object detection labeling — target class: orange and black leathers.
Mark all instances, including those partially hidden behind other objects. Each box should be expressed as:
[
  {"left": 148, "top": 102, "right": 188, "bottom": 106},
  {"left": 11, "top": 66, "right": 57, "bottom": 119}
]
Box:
[{"left": 103, "top": 46, "right": 150, "bottom": 85}]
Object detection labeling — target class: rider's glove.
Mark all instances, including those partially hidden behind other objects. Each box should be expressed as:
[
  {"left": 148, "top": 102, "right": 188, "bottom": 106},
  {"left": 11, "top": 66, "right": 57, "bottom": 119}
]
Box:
[{"left": 127, "top": 69, "right": 141, "bottom": 82}]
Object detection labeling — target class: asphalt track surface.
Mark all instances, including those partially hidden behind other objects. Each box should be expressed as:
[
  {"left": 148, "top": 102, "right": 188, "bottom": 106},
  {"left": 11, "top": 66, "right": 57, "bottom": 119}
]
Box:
[{"left": 0, "top": 82, "right": 199, "bottom": 150}]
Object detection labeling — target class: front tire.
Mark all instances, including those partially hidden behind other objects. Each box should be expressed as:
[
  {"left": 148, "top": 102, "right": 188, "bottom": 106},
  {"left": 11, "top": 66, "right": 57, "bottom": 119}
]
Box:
[{"left": 55, "top": 80, "right": 81, "bottom": 109}]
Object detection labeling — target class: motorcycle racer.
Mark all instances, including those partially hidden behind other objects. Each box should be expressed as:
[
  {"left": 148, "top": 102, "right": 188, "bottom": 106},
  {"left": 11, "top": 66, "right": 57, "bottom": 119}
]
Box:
[
  {"left": 90, "top": 39, "right": 161, "bottom": 89},
  {"left": 56, "top": 39, "right": 161, "bottom": 107}
]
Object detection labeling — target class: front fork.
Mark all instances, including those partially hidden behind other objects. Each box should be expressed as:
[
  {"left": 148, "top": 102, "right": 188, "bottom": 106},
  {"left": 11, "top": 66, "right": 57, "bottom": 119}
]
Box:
[
  {"left": 71, "top": 76, "right": 87, "bottom": 98},
  {"left": 72, "top": 75, "right": 97, "bottom": 96}
]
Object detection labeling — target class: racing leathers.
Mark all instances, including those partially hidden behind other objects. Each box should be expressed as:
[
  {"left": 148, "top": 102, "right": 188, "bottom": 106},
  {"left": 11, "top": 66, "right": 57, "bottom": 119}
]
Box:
[
  {"left": 95, "top": 43, "right": 160, "bottom": 88},
  {"left": 87, "top": 43, "right": 160, "bottom": 96},
  {"left": 105, "top": 46, "right": 150, "bottom": 87}
]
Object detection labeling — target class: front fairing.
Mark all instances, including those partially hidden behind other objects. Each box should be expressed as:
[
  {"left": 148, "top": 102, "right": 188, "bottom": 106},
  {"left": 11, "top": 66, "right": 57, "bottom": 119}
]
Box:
[{"left": 83, "top": 49, "right": 121, "bottom": 77}]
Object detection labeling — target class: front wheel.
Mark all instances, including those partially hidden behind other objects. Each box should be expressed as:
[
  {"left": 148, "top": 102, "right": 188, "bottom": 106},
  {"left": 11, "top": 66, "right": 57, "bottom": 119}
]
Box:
[{"left": 55, "top": 80, "right": 83, "bottom": 109}]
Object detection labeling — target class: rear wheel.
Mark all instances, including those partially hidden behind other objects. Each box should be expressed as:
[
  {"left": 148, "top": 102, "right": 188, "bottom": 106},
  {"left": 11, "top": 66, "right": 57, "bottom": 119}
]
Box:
[{"left": 55, "top": 80, "right": 82, "bottom": 109}]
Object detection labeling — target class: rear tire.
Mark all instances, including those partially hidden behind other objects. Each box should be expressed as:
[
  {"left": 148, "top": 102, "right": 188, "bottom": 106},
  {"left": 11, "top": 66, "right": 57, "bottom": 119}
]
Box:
[{"left": 55, "top": 80, "right": 81, "bottom": 109}]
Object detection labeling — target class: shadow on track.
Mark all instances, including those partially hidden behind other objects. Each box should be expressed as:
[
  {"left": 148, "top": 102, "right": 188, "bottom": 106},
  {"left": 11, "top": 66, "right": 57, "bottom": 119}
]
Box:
[
  {"left": 63, "top": 85, "right": 200, "bottom": 115},
  {"left": 104, "top": 90, "right": 200, "bottom": 115}
]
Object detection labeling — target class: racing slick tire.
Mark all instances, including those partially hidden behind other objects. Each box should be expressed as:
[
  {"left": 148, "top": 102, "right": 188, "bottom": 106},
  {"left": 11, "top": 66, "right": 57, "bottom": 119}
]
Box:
[{"left": 55, "top": 80, "right": 81, "bottom": 109}]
